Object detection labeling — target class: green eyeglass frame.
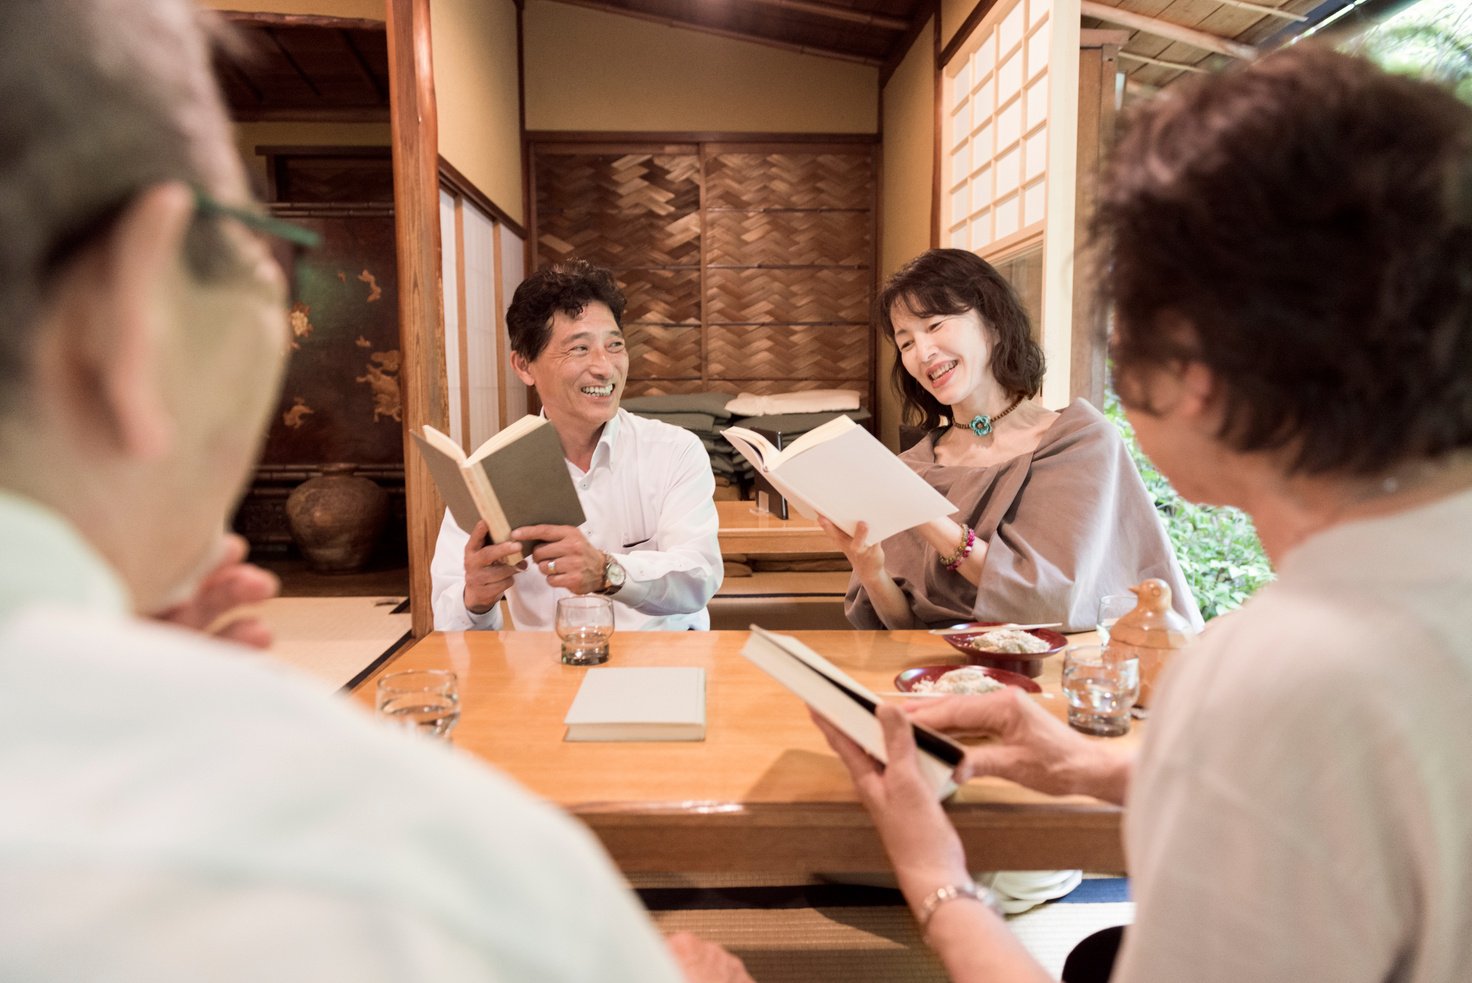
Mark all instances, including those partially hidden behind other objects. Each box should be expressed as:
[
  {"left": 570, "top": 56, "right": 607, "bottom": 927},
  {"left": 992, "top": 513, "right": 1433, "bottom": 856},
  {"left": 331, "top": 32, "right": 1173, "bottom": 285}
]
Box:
[{"left": 193, "top": 187, "right": 322, "bottom": 249}]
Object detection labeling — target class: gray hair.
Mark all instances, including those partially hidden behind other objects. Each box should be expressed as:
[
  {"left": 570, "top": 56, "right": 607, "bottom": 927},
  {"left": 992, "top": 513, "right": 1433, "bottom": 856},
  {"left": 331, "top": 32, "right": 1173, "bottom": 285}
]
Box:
[{"left": 0, "top": 0, "right": 246, "bottom": 408}]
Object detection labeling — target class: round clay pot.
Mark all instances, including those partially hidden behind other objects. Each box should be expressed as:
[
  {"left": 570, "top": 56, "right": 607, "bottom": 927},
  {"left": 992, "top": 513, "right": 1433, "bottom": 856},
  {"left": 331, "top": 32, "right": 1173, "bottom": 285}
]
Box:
[{"left": 285, "top": 463, "right": 388, "bottom": 573}]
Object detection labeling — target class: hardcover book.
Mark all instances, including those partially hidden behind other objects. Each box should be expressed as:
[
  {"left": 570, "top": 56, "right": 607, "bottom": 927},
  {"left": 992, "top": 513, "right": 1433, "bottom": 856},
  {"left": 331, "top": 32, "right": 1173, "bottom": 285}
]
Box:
[
  {"left": 411, "top": 415, "right": 586, "bottom": 566},
  {"left": 563, "top": 667, "right": 707, "bottom": 742}
]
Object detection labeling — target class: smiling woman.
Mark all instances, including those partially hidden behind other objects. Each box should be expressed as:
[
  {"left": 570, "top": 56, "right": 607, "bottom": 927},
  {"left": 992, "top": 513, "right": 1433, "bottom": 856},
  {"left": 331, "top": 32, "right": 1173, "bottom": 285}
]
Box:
[{"left": 828, "top": 249, "right": 1201, "bottom": 633}]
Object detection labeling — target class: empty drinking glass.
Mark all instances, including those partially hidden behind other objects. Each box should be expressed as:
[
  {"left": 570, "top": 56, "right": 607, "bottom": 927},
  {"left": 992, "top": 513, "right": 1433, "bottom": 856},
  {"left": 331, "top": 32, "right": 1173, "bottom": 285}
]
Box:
[
  {"left": 1061, "top": 645, "right": 1139, "bottom": 737},
  {"left": 556, "top": 595, "right": 615, "bottom": 665},
  {"left": 1096, "top": 593, "right": 1136, "bottom": 644},
  {"left": 376, "top": 669, "right": 460, "bottom": 741}
]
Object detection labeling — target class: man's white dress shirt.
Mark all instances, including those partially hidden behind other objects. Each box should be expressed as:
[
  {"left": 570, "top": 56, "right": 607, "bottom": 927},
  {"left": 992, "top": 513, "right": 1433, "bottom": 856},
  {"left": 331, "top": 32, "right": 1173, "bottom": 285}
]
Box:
[
  {"left": 0, "top": 490, "right": 683, "bottom": 982},
  {"left": 431, "top": 409, "right": 722, "bottom": 631}
]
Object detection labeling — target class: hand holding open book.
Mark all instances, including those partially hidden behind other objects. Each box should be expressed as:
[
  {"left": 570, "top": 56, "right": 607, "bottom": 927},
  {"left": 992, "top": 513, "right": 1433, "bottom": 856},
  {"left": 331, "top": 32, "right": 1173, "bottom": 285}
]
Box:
[
  {"left": 722, "top": 417, "right": 955, "bottom": 544},
  {"left": 411, "top": 416, "right": 586, "bottom": 566}
]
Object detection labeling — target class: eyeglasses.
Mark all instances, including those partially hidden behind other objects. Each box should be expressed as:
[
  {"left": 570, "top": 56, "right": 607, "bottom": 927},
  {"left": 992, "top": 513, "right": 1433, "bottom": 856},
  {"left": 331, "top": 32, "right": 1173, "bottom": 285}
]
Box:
[{"left": 193, "top": 187, "right": 322, "bottom": 250}]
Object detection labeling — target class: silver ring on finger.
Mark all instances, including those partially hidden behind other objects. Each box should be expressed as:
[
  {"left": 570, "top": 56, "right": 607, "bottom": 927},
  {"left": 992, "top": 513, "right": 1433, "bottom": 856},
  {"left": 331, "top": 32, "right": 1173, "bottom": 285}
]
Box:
[{"left": 546, "top": 559, "right": 557, "bottom": 575}]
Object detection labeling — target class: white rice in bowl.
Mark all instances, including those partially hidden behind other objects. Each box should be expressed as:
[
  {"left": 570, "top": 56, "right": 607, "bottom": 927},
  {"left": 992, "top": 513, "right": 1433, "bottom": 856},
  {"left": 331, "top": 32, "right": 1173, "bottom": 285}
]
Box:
[
  {"left": 911, "top": 666, "right": 1006, "bottom": 695},
  {"left": 961, "top": 627, "right": 1051, "bottom": 654}
]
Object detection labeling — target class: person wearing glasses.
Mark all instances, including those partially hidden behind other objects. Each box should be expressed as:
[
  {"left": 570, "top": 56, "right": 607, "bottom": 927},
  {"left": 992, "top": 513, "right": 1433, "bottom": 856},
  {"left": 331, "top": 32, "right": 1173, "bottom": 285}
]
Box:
[
  {"left": 0, "top": 3, "right": 747, "bottom": 981},
  {"left": 429, "top": 260, "right": 723, "bottom": 632},
  {"left": 815, "top": 47, "right": 1472, "bottom": 983}
]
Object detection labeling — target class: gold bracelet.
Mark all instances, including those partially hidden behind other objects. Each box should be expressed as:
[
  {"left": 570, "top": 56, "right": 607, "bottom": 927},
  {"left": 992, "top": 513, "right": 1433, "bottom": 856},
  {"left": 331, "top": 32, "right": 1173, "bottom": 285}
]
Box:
[{"left": 917, "top": 881, "right": 1003, "bottom": 936}]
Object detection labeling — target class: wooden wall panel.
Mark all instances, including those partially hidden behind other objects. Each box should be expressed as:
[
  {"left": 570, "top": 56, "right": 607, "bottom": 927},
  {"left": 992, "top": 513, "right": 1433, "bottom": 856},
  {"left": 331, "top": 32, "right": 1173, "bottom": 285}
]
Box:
[
  {"left": 706, "top": 209, "right": 871, "bottom": 267},
  {"left": 530, "top": 140, "right": 876, "bottom": 408},
  {"left": 708, "top": 325, "right": 871, "bottom": 381},
  {"left": 706, "top": 267, "right": 870, "bottom": 324},
  {"left": 705, "top": 153, "right": 874, "bottom": 209}
]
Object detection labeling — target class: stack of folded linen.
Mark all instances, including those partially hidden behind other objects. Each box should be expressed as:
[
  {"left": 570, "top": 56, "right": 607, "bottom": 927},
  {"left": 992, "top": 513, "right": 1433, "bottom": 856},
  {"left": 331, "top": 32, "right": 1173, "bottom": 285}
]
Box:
[{"left": 619, "top": 392, "right": 747, "bottom": 497}]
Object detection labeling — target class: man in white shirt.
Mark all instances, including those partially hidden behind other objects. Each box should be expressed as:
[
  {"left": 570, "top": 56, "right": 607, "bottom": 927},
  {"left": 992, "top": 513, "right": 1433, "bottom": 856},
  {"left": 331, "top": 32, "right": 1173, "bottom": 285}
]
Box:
[
  {"left": 0, "top": 4, "right": 746, "bottom": 981},
  {"left": 431, "top": 260, "right": 722, "bottom": 631}
]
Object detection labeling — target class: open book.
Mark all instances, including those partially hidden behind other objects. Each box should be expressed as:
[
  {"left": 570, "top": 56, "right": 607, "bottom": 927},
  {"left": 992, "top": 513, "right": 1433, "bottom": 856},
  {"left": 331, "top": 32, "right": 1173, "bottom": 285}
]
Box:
[
  {"left": 411, "top": 416, "right": 586, "bottom": 566},
  {"left": 722, "top": 416, "right": 956, "bottom": 544},
  {"left": 740, "top": 627, "right": 965, "bottom": 796}
]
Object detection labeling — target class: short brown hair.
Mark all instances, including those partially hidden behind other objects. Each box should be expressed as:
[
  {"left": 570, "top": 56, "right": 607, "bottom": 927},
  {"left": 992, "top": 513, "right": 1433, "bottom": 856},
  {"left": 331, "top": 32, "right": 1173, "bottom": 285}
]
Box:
[
  {"left": 1095, "top": 46, "right": 1472, "bottom": 476},
  {"left": 506, "top": 259, "right": 626, "bottom": 361},
  {"left": 878, "top": 248, "right": 1044, "bottom": 429}
]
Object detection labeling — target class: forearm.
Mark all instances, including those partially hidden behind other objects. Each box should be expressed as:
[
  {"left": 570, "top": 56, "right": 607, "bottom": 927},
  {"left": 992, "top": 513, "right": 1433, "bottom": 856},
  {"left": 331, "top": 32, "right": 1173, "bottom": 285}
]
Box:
[
  {"left": 615, "top": 547, "right": 721, "bottom": 615},
  {"left": 917, "top": 518, "right": 989, "bottom": 587},
  {"left": 1069, "top": 745, "right": 1134, "bottom": 806},
  {"left": 855, "top": 569, "right": 918, "bottom": 629},
  {"left": 922, "top": 900, "right": 1055, "bottom": 983}
]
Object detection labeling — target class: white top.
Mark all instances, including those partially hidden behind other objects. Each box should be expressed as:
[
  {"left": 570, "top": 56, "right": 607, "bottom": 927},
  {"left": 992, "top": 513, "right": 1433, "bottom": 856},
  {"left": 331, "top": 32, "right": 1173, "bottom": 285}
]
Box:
[
  {"left": 1119, "top": 487, "right": 1472, "bottom": 983},
  {"left": 0, "top": 491, "right": 682, "bottom": 982},
  {"left": 431, "top": 409, "right": 722, "bottom": 631}
]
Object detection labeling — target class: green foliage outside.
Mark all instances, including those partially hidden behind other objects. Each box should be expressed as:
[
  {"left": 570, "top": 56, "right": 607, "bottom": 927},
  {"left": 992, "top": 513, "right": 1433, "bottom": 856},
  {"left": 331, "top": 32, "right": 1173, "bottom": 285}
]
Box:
[
  {"left": 1347, "top": 0, "right": 1472, "bottom": 98},
  {"left": 1101, "top": 392, "right": 1274, "bottom": 621}
]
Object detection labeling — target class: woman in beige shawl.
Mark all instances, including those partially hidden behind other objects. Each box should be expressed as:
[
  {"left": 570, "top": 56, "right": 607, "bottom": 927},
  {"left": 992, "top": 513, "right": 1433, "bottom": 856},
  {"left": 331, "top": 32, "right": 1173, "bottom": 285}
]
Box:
[{"left": 826, "top": 249, "right": 1200, "bottom": 632}]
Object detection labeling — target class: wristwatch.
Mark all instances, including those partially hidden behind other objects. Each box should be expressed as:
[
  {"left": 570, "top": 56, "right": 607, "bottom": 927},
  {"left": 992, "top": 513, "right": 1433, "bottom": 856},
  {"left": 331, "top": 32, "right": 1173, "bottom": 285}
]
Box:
[{"left": 594, "top": 553, "right": 626, "bottom": 596}]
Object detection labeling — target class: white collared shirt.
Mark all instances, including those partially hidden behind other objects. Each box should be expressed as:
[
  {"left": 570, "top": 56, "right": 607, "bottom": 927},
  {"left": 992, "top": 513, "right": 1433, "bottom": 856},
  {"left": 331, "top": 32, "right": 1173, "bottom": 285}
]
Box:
[{"left": 431, "top": 409, "right": 722, "bottom": 631}]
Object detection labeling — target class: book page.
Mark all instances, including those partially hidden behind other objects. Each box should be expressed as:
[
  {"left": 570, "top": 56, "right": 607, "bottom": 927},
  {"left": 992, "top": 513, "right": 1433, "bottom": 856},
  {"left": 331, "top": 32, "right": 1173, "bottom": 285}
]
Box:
[
  {"left": 466, "top": 413, "right": 548, "bottom": 465},
  {"left": 770, "top": 426, "right": 955, "bottom": 543},
  {"left": 410, "top": 429, "right": 482, "bottom": 534}
]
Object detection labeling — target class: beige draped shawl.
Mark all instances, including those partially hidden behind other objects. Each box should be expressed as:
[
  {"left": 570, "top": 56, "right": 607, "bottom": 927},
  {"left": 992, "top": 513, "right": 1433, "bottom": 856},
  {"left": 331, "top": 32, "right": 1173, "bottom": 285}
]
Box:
[{"left": 846, "top": 399, "right": 1202, "bottom": 632}]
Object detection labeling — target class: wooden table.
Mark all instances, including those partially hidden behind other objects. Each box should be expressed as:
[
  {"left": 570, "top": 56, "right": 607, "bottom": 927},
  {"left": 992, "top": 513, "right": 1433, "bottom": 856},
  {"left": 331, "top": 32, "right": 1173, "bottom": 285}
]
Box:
[
  {"left": 716, "top": 499, "right": 833, "bottom": 557},
  {"left": 355, "top": 629, "right": 1132, "bottom": 874}
]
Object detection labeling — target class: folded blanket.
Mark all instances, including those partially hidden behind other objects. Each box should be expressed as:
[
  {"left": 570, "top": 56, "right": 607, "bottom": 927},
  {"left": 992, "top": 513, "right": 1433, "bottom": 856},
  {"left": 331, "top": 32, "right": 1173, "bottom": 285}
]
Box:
[
  {"left": 621, "top": 392, "right": 736, "bottom": 419},
  {"left": 725, "top": 389, "right": 860, "bottom": 416}
]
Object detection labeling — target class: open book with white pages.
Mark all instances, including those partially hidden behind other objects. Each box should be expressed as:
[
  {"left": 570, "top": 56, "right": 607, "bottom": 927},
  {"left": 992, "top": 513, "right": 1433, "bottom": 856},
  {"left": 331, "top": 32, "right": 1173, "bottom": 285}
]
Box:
[
  {"left": 722, "top": 416, "right": 955, "bottom": 544},
  {"left": 740, "top": 626, "right": 964, "bottom": 797}
]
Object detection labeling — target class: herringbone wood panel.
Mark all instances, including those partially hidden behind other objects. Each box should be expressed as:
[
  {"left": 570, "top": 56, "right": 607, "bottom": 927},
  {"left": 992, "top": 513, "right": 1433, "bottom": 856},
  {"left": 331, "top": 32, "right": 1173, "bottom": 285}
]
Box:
[
  {"left": 705, "top": 153, "right": 873, "bottom": 210},
  {"left": 532, "top": 144, "right": 875, "bottom": 403},
  {"left": 707, "top": 267, "right": 870, "bottom": 324},
  {"left": 620, "top": 268, "right": 701, "bottom": 325},
  {"left": 535, "top": 154, "right": 700, "bottom": 217},
  {"left": 708, "top": 209, "right": 871, "bottom": 267},
  {"left": 625, "top": 324, "right": 703, "bottom": 379},
  {"left": 708, "top": 324, "right": 871, "bottom": 381}
]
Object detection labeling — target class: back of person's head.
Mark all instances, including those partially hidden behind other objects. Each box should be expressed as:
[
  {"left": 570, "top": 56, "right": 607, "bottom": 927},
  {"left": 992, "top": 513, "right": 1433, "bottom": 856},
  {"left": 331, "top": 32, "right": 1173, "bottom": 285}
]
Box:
[
  {"left": 0, "top": 0, "right": 245, "bottom": 414},
  {"left": 506, "top": 259, "right": 627, "bottom": 362},
  {"left": 1096, "top": 45, "right": 1472, "bottom": 476},
  {"left": 878, "top": 248, "right": 1044, "bottom": 430}
]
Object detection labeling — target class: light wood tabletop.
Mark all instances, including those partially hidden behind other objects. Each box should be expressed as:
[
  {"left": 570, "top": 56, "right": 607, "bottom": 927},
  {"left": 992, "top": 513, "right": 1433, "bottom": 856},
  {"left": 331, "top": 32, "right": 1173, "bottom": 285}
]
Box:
[
  {"left": 716, "top": 499, "right": 835, "bottom": 557},
  {"left": 354, "top": 629, "right": 1133, "bottom": 875}
]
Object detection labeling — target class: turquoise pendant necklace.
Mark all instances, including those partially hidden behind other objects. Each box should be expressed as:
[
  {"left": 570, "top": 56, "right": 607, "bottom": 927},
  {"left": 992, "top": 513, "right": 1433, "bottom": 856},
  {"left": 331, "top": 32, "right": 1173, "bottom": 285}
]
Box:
[{"left": 965, "top": 396, "right": 1025, "bottom": 438}]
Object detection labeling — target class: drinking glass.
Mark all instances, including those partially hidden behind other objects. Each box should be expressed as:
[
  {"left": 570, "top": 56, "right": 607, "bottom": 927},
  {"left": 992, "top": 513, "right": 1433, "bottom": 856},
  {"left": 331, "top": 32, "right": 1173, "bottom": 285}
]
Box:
[
  {"left": 556, "top": 595, "right": 615, "bottom": 665},
  {"left": 1061, "top": 645, "right": 1139, "bottom": 737},
  {"left": 1096, "top": 593, "right": 1136, "bottom": 644},
  {"left": 376, "top": 669, "right": 460, "bottom": 741}
]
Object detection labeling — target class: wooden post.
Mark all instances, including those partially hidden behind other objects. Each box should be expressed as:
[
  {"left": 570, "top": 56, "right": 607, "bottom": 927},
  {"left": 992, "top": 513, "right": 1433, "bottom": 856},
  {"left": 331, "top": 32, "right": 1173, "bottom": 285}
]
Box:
[
  {"left": 1070, "top": 32, "right": 1126, "bottom": 408},
  {"left": 387, "top": 0, "right": 448, "bottom": 638}
]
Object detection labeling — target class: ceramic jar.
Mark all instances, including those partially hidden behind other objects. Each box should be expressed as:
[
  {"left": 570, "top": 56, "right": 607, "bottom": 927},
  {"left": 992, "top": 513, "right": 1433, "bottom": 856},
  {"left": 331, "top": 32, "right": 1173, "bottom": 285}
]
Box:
[{"left": 285, "top": 463, "right": 388, "bottom": 573}]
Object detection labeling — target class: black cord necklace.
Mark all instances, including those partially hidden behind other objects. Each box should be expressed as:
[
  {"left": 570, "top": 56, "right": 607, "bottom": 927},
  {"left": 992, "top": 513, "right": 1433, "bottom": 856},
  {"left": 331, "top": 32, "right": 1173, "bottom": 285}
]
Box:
[{"left": 963, "top": 395, "right": 1025, "bottom": 438}]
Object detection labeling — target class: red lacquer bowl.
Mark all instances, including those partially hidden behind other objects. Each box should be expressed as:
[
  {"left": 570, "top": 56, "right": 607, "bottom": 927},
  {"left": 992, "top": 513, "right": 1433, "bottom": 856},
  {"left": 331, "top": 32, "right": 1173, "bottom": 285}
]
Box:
[{"left": 940, "top": 623, "right": 1068, "bottom": 679}]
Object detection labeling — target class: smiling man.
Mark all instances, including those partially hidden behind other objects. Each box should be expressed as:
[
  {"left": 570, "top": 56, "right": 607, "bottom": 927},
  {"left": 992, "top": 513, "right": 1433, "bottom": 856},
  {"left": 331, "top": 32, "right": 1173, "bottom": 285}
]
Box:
[{"left": 430, "top": 260, "right": 722, "bottom": 631}]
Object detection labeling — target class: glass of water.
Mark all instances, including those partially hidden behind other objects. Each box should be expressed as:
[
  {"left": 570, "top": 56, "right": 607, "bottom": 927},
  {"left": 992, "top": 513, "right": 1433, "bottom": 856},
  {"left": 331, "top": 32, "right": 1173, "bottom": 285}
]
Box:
[
  {"left": 1062, "top": 645, "right": 1139, "bottom": 737},
  {"left": 376, "top": 669, "right": 460, "bottom": 741},
  {"left": 1096, "top": 593, "right": 1136, "bottom": 644},
  {"left": 556, "top": 595, "right": 615, "bottom": 665}
]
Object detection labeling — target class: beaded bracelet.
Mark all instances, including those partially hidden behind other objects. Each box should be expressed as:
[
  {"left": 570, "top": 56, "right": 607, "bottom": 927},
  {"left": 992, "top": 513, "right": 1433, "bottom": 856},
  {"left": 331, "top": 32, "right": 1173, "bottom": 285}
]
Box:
[
  {"left": 940, "top": 524, "right": 975, "bottom": 572},
  {"left": 917, "top": 881, "right": 1004, "bottom": 936}
]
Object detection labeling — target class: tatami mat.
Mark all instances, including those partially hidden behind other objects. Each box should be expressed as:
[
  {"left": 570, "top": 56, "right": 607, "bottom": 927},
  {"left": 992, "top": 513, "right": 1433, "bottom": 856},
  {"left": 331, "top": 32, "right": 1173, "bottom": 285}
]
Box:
[
  {"left": 251, "top": 596, "right": 410, "bottom": 693},
  {"left": 633, "top": 873, "right": 1132, "bottom": 981}
]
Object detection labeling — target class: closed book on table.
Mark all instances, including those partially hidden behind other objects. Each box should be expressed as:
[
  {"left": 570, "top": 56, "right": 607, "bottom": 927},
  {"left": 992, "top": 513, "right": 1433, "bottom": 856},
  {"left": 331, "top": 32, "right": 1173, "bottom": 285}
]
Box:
[{"left": 563, "top": 667, "right": 707, "bottom": 742}]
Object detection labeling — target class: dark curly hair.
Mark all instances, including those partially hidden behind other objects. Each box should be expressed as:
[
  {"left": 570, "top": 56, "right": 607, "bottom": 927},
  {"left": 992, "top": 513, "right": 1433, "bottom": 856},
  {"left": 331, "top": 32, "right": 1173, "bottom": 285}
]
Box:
[
  {"left": 506, "top": 259, "right": 627, "bottom": 361},
  {"left": 877, "top": 248, "right": 1045, "bottom": 430},
  {"left": 1094, "top": 45, "right": 1472, "bottom": 476}
]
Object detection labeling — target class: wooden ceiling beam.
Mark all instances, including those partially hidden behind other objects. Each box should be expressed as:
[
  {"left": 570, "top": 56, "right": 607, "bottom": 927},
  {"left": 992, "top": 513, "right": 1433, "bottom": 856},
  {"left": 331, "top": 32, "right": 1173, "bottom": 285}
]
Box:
[
  {"left": 1117, "top": 49, "right": 1211, "bottom": 74},
  {"left": 1211, "top": 0, "right": 1308, "bottom": 22},
  {"left": 742, "top": 0, "right": 910, "bottom": 31},
  {"left": 1080, "top": 0, "right": 1257, "bottom": 60},
  {"left": 548, "top": 0, "right": 883, "bottom": 65}
]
